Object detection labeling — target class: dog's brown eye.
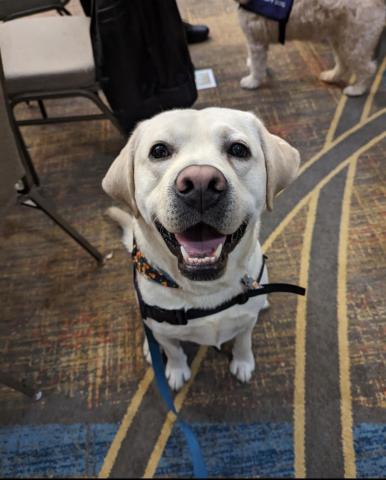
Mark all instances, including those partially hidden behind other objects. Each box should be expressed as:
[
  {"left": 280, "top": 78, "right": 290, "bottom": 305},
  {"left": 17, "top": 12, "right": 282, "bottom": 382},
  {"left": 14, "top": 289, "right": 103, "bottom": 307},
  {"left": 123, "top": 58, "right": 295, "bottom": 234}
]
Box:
[
  {"left": 150, "top": 143, "right": 171, "bottom": 159},
  {"left": 228, "top": 142, "right": 250, "bottom": 158}
]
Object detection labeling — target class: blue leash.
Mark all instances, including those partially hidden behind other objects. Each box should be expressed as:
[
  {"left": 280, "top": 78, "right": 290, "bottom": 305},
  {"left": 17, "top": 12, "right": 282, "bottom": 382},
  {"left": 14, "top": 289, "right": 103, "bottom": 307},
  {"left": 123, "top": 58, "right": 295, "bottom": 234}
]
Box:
[
  {"left": 144, "top": 324, "right": 208, "bottom": 478},
  {"left": 134, "top": 255, "right": 305, "bottom": 478}
]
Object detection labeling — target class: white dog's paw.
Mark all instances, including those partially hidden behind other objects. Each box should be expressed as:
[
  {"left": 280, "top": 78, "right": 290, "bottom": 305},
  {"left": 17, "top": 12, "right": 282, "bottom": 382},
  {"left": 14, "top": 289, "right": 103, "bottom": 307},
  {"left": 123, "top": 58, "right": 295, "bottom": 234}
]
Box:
[
  {"left": 143, "top": 338, "right": 152, "bottom": 365},
  {"left": 165, "top": 362, "right": 191, "bottom": 391},
  {"left": 320, "top": 69, "right": 342, "bottom": 83},
  {"left": 240, "top": 74, "right": 261, "bottom": 90},
  {"left": 343, "top": 84, "right": 368, "bottom": 97},
  {"left": 230, "top": 355, "right": 255, "bottom": 383}
]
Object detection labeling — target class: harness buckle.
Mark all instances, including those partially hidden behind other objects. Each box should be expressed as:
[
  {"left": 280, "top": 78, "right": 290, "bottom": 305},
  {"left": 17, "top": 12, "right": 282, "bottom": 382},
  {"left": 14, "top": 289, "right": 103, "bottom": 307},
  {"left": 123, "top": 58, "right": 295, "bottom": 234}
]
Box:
[{"left": 175, "top": 309, "right": 188, "bottom": 326}]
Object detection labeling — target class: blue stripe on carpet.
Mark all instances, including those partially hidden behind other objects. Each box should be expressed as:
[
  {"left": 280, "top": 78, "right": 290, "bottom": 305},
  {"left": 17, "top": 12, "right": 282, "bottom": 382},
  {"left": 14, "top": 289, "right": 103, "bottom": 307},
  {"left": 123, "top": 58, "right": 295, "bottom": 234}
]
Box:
[
  {"left": 155, "top": 422, "right": 294, "bottom": 478},
  {"left": 0, "top": 423, "right": 118, "bottom": 478},
  {"left": 354, "top": 423, "right": 386, "bottom": 478}
]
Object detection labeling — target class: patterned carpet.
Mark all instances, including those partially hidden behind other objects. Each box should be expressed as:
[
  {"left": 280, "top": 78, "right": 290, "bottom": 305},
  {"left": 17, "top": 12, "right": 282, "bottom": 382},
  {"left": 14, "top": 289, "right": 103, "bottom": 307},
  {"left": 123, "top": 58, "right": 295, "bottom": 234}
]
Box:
[{"left": 0, "top": 0, "right": 385, "bottom": 478}]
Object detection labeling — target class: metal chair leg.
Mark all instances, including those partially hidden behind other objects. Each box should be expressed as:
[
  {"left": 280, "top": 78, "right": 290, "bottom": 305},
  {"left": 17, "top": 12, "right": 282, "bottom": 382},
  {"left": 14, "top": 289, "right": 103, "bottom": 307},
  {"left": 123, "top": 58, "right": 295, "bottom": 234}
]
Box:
[
  {"left": 0, "top": 373, "right": 42, "bottom": 401},
  {"left": 37, "top": 100, "right": 47, "bottom": 119},
  {"left": 10, "top": 104, "right": 41, "bottom": 187},
  {"left": 57, "top": 6, "right": 71, "bottom": 16},
  {"left": 84, "top": 90, "right": 127, "bottom": 137},
  {"left": 26, "top": 188, "right": 106, "bottom": 265}
]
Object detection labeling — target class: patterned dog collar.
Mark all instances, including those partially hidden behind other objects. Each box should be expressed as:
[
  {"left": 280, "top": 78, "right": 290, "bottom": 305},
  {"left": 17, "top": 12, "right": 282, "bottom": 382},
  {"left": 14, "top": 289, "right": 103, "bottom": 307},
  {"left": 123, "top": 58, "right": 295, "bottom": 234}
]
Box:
[{"left": 131, "top": 240, "right": 179, "bottom": 289}]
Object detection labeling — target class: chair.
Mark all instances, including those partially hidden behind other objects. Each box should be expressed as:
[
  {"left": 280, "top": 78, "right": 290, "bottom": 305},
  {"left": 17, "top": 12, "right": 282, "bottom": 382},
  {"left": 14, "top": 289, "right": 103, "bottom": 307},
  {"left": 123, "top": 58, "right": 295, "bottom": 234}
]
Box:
[
  {"left": 0, "top": 0, "right": 71, "bottom": 117},
  {"left": 0, "top": 51, "right": 108, "bottom": 398},
  {"left": 0, "top": 53, "right": 106, "bottom": 265},
  {"left": 0, "top": 15, "right": 125, "bottom": 134},
  {"left": 0, "top": 0, "right": 71, "bottom": 22}
]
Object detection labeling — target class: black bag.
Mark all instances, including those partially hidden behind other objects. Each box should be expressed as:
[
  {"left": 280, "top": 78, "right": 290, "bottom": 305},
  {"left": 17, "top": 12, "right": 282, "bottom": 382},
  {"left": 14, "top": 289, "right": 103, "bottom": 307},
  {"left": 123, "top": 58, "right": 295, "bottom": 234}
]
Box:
[
  {"left": 240, "top": 0, "right": 294, "bottom": 44},
  {"left": 83, "top": 0, "right": 197, "bottom": 134}
]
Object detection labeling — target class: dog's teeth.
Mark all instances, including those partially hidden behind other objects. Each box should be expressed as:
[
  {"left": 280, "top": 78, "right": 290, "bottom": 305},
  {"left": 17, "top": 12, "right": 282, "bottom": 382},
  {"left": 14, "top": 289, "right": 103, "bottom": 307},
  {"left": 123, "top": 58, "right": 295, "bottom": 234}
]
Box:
[
  {"left": 214, "top": 243, "right": 223, "bottom": 259},
  {"left": 184, "top": 254, "right": 218, "bottom": 266},
  {"left": 181, "top": 246, "right": 189, "bottom": 261}
]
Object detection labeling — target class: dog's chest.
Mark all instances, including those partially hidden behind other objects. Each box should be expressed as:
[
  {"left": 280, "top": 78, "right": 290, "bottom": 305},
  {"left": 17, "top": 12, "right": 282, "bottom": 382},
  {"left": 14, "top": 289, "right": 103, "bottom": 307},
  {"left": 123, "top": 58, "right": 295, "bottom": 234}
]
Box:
[{"left": 145, "top": 296, "right": 264, "bottom": 348}]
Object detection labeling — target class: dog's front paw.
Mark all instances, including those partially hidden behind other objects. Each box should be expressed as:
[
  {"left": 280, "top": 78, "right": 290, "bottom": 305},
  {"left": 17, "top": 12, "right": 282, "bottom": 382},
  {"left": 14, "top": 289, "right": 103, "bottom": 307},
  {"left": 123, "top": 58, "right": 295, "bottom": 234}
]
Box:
[
  {"left": 166, "top": 362, "right": 191, "bottom": 391},
  {"left": 343, "top": 84, "right": 368, "bottom": 97},
  {"left": 320, "top": 68, "right": 342, "bottom": 83},
  {"left": 230, "top": 355, "right": 255, "bottom": 383},
  {"left": 240, "top": 74, "right": 261, "bottom": 90}
]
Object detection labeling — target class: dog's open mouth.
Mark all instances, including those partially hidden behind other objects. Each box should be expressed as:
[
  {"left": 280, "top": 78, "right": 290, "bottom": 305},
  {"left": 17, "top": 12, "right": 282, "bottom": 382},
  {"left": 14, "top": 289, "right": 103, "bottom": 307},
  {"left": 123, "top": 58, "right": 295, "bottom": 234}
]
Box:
[{"left": 155, "top": 221, "right": 247, "bottom": 280}]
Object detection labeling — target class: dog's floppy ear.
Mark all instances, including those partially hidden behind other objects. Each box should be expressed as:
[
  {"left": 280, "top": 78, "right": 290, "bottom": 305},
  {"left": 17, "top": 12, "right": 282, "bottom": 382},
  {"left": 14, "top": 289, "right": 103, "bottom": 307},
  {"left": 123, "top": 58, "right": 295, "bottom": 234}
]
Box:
[
  {"left": 257, "top": 119, "right": 300, "bottom": 211},
  {"left": 102, "top": 126, "right": 141, "bottom": 218}
]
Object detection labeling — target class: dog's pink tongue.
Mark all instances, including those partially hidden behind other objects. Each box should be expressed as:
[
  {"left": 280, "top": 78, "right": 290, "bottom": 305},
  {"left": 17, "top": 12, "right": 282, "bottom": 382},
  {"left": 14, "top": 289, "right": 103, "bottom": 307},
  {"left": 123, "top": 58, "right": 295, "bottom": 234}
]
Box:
[{"left": 175, "top": 225, "right": 225, "bottom": 256}]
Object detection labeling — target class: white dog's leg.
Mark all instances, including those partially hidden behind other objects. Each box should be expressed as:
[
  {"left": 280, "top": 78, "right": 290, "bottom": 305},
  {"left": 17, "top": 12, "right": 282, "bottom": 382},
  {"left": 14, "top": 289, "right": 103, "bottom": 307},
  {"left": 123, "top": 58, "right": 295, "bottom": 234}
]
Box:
[
  {"left": 343, "top": 60, "right": 376, "bottom": 97},
  {"left": 320, "top": 48, "right": 347, "bottom": 84},
  {"left": 143, "top": 336, "right": 152, "bottom": 365},
  {"left": 241, "top": 43, "right": 268, "bottom": 90},
  {"left": 245, "top": 43, "right": 252, "bottom": 69},
  {"left": 230, "top": 324, "right": 256, "bottom": 383},
  {"left": 334, "top": 20, "right": 381, "bottom": 97},
  {"left": 152, "top": 331, "right": 191, "bottom": 391}
]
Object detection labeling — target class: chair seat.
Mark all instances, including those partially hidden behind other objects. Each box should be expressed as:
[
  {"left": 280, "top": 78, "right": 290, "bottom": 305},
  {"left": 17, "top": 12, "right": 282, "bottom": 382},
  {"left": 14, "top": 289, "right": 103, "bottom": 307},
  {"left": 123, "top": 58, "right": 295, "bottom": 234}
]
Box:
[
  {"left": 0, "top": 16, "right": 96, "bottom": 96},
  {"left": 0, "top": 0, "right": 69, "bottom": 21}
]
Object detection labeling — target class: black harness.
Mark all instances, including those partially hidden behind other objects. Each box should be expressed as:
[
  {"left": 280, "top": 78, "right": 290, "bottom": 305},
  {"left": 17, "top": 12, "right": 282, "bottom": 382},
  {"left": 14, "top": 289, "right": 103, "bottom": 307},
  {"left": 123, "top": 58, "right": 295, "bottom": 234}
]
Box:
[
  {"left": 133, "top": 254, "right": 305, "bottom": 326},
  {"left": 239, "top": 0, "right": 295, "bottom": 44}
]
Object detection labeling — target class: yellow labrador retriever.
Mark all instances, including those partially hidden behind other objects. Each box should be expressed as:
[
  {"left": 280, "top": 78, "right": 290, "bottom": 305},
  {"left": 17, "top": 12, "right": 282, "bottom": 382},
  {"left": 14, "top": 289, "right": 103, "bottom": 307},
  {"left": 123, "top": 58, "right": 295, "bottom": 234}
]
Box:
[{"left": 102, "top": 107, "right": 300, "bottom": 390}]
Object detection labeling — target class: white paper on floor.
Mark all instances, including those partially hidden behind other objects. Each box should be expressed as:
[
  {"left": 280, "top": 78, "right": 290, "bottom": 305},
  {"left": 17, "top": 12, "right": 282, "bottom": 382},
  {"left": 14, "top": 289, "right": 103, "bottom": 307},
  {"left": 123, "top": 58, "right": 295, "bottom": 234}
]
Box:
[{"left": 194, "top": 69, "right": 217, "bottom": 90}]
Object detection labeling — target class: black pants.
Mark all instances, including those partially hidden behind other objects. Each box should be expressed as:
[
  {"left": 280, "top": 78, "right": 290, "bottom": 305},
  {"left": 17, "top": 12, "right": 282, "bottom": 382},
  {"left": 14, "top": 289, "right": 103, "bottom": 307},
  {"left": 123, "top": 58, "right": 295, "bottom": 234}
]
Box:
[{"left": 85, "top": 0, "right": 197, "bottom": 134}]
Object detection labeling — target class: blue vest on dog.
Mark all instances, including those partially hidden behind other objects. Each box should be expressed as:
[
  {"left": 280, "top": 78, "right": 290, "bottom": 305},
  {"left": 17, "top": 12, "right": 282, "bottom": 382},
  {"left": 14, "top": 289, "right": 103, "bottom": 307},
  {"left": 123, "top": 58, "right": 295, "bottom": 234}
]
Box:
[{"left": 240, "top": 0, "right": 294, "bottom": 44}]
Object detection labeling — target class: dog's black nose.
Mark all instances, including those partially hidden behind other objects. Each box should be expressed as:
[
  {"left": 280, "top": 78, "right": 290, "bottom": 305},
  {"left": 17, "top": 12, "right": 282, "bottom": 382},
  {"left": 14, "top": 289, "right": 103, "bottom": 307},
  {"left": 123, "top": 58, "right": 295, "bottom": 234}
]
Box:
[{"left": 175, "top": 165, "right": 227, "bottom": 212}]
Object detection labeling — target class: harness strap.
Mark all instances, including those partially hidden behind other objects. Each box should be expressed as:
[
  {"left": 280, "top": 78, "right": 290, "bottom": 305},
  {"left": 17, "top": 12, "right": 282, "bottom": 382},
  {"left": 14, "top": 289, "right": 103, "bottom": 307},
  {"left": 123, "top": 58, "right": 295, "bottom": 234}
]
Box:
[
  {"left": 279, "top": 20, "right": 287, "bottom": 44},
  {"left": 139, "top": 283, "right": 305, "bottom": 325},
  {"left": 134, "top": 265, "right": 305, "bottom": 326}
]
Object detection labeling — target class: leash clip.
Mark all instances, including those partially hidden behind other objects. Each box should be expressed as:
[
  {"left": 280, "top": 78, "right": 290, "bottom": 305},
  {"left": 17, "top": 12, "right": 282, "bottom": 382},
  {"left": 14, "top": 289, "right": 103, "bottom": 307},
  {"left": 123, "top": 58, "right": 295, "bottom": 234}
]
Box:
[{"left": 241, "top": 274, "right": 261, "bottom": 290}]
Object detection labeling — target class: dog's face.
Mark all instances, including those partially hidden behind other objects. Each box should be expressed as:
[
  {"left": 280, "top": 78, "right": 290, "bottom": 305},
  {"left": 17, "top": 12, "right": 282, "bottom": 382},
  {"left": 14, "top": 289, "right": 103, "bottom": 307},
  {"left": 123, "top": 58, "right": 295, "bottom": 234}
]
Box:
[{"left": 103, "top": 108, "right": 300, "bottom": 281}]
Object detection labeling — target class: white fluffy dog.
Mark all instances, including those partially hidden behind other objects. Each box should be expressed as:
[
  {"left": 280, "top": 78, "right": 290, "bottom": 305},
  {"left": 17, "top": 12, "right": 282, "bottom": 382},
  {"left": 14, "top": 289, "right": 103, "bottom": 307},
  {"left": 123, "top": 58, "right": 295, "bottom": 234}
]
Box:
[{"left": 236, "top": 0, "right": 385, "bottom": 96}]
